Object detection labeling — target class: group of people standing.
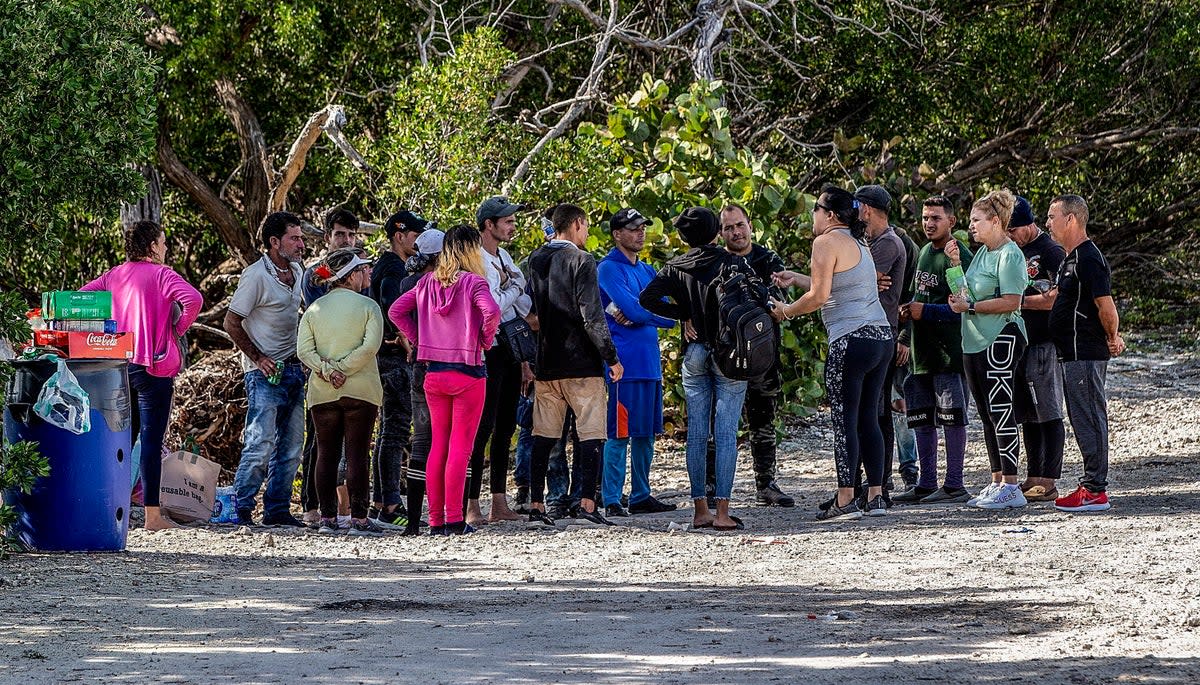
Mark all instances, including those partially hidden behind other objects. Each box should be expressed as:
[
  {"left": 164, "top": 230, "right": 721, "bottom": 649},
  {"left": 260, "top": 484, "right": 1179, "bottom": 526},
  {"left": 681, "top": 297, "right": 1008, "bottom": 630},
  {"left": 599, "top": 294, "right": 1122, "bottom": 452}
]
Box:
[{"left": 83, "top": 183, "right": 1123, "bottom": 534}]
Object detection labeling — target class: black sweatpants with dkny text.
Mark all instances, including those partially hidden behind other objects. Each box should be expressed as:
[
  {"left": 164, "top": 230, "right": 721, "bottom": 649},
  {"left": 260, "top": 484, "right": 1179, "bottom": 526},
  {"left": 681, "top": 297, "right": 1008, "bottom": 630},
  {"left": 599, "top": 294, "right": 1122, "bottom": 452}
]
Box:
[{"left": 963, "top": 323, "right": 1027, "bottom": 477}]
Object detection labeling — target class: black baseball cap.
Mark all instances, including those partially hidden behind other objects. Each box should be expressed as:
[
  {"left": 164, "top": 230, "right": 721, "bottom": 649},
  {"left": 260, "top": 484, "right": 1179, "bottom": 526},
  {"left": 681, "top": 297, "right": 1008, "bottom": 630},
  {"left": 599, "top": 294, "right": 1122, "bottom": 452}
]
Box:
[
  {"left": 610, "top": 208, "right": 648, "bottom": 232},
  {"left": 385, "top": 211, "right": 434, "bottom": 239},
  {"left": 854, "top": 185, "right": 893, "bottom": 214}
]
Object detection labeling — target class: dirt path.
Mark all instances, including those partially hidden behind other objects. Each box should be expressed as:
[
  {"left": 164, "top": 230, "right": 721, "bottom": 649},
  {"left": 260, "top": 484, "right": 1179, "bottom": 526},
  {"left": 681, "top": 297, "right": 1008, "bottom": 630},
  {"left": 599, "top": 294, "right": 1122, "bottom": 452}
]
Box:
[{"left": 2, "top": 345, "right": 1199, "bottom": 684}]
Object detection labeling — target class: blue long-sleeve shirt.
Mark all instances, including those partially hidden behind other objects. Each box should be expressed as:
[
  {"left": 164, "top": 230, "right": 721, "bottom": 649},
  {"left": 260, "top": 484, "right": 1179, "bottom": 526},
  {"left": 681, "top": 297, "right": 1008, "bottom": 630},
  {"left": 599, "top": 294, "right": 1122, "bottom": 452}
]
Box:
[{"left": 597, "top": 248, "right": 675, "bottom": 381}]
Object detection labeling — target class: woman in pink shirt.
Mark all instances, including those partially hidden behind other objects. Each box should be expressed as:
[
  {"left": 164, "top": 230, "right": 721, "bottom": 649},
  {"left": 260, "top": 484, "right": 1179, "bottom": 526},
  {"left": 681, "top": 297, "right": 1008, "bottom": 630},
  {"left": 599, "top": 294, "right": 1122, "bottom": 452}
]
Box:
[
  {"left": 390, "top": 225, "right": 499, "bottom": 535},
  {"left": 82, "top": 221, "right": 203, "bottom": 530}
]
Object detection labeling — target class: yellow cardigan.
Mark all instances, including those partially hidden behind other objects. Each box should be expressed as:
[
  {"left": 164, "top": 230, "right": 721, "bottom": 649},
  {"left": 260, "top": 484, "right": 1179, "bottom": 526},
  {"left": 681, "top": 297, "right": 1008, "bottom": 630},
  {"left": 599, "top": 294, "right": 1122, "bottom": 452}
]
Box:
[{"left": 297, "top": 288, "right": 384, "bottom": 407}]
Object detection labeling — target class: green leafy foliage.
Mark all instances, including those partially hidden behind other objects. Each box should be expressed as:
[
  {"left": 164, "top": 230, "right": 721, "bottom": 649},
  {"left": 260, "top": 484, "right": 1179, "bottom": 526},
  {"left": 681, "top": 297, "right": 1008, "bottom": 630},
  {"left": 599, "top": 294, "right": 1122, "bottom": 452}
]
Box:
[
  {"left": 0, "top": 0, "right": 154, "bottom": 552},
  {"left": 0, "top": 441, "right": 50, "bottom": 557},
  {"left": 575, "top": 77, "right": 827, "bottom": 424}
]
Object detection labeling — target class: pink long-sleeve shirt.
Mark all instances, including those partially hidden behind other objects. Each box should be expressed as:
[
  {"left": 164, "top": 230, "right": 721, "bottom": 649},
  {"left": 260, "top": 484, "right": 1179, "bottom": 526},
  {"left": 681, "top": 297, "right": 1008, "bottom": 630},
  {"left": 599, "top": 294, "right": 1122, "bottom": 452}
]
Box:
[
  {"left": 389, "top": 272, "right": 499, "bottom": 366},
  {"left": 82, "top": 261, "right": 204, "bottom": 377}
]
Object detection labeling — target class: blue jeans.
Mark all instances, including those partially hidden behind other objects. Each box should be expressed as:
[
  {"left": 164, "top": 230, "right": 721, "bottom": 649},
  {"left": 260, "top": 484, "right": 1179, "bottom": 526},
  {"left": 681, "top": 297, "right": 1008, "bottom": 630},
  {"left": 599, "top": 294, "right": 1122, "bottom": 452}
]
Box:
[
  {"left": 682, "top": 344, "right": 747, "bottom": 500},
  {"left": 603, "top": 437, "right": 654, "bottom": 507},
  {"left": 233, "top": 363, "right": 306, "bottom": 518},
  {"left": 128, "top": 364, "right": 175, "bottom": 508}
]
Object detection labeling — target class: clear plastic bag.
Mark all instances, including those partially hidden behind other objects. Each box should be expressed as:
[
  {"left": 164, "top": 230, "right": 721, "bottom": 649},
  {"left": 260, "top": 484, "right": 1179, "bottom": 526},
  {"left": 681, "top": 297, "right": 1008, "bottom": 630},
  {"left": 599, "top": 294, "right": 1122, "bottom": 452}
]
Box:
[{"left": 33, "top": 360, "right": 91, "bottom": 434}]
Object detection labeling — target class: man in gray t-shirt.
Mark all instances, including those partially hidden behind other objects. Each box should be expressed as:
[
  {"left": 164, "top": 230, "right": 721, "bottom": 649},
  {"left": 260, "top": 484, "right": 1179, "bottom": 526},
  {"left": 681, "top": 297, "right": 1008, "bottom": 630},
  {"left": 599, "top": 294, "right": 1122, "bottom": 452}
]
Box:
[
  {"left": 222, "top": 211, "right": 307, "bottom": 527},
  {"left": 856, "top": 185, "right": 906, "bottom": 501}
]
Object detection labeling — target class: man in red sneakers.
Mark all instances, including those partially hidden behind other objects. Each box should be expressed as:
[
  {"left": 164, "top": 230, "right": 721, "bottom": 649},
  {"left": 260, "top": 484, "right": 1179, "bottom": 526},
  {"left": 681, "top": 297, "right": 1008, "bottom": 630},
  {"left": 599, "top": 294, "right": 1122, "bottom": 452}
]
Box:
[{"left": 1036, "top": 195, "right": 1125, "bottom": 512}]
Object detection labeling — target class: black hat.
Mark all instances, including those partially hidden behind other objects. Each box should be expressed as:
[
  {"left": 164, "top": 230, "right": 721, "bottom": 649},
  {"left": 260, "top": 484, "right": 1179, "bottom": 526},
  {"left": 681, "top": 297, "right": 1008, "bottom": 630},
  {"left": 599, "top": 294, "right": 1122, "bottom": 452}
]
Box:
[
  {"left": 854, "top": 185, "right": 893, "bottom": 214},
  {"left": 385, "top": 211, "right": 433, "bottom": 239},
  {"left": 674, "top": 207, "right": 719, "bottom": 247},
  {"left": 1011, "top": 196, "right": 1035, "bottom": 229},
  {"left": 476, "top": 196, "right": 528, "bottom": 227},
  {"left": 611, "top": 208, "right": 648, "bottom": 232}
]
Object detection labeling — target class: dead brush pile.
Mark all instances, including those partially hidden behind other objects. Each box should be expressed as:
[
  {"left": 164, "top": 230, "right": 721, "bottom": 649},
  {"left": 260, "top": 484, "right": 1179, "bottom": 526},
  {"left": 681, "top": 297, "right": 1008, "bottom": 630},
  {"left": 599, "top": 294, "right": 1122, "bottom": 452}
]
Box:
[{"left": 168, "top": 349, "right": 247, "bottom": 477}]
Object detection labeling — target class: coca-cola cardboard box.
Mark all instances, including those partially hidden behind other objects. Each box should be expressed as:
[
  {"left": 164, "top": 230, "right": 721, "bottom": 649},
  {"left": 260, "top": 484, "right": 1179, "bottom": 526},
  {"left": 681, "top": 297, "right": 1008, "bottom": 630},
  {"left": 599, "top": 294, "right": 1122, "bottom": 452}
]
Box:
[{"left": 65, "top": 332, "right": 134, "bottom": 360}]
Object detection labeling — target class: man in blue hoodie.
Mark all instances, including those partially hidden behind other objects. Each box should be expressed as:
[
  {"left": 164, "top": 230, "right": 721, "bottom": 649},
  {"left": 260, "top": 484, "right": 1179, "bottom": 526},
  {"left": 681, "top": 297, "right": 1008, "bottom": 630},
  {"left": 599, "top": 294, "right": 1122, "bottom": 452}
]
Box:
[{"left": 597, "top": 208, "right": 679, "bottom": 517}]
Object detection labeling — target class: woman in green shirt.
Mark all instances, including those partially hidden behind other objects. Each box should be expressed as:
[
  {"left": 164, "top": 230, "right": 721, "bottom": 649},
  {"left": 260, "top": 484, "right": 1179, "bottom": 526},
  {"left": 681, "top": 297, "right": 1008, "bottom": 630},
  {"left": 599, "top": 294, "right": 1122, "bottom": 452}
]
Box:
[
  {"left": 298, "top": 247, "right": 385, "bottom": 535},
  {"left": 948, "top": 190, "right": 1029, "bottom": 510}
]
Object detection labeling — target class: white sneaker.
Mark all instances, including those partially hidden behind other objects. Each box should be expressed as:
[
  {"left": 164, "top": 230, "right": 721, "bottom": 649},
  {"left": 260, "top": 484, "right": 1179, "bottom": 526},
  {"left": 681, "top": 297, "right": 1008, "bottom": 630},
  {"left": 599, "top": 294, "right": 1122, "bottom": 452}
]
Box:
[
  {"left": 967, "top": 482, "right": 1002, "bottom": 506},
  {"left": 975, "top": 484, "right": 1028, "bottom": 509},
  {"left": 337, "top": 514, "right": 351, "bottom": 528}
]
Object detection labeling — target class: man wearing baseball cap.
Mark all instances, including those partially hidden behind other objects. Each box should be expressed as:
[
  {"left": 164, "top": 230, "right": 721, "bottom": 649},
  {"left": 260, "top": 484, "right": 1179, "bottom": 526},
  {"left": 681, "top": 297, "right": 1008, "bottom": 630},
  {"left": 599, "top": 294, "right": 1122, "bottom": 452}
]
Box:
[
  {"left": 1007, "top": 196, "right": 1067, "bottom": 502},
  {"left": 855, "top": 185, "right": 907, "bottom": 505},
  {"left": 470, "top": 196, "right": 533, "bottom": 525},
  {"left": 367, "top": 210, "right": 433, "bottom": 527},
  {"left": 597, "top": 208, "right": 677, "bottom": 517}
]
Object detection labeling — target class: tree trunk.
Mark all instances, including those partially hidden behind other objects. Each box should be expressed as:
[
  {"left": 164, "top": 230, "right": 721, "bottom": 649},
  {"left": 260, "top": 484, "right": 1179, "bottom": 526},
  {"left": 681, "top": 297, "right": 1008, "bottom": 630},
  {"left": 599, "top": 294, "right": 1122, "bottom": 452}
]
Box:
[{"left": 119, "top": 163, "right": 162, "bottom": 229}]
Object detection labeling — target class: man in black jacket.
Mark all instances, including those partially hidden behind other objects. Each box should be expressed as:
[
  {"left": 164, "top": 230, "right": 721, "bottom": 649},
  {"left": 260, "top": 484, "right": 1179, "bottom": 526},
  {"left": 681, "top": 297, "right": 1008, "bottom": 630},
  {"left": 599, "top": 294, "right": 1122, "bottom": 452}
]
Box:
[
  {"left": 640, "top": 207, "right": 747, "bottom": 531},
  {"left": 525, "top": 203, "right": 623, "bottom": 526},
  {"left": 366, "top": 210, "right": 430, "bottom": 526}
]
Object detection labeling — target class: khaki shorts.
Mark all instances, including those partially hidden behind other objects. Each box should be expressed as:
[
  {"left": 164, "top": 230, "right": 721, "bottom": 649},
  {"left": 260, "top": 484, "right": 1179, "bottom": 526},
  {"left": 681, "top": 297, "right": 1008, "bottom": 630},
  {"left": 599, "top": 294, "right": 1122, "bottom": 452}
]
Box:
[{"left": 532, "top": 377, "right": 607, "bottom": 441}]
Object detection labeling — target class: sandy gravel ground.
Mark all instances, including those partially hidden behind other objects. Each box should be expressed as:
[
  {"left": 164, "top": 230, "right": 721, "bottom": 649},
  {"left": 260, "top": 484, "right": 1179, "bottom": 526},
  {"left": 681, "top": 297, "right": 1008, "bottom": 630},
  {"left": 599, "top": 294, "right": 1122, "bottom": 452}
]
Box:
[{"left": 2, "top": 341, "right": 1199, "bottom": 684}]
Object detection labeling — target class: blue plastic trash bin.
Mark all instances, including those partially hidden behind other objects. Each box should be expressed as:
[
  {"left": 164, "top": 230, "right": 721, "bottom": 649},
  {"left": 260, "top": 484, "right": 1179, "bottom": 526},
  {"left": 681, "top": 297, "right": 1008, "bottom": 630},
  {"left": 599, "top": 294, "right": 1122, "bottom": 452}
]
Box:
[{"left": 3, "top": 358, "right": 132, "bottom": 552}]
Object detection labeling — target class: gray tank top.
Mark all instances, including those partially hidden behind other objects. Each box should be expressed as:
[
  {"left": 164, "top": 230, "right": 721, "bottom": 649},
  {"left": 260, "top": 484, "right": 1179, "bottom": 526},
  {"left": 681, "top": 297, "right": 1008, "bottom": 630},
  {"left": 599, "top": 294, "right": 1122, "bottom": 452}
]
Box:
[{"left": 820, "top": 229, "right": 891, "bottom": 343}]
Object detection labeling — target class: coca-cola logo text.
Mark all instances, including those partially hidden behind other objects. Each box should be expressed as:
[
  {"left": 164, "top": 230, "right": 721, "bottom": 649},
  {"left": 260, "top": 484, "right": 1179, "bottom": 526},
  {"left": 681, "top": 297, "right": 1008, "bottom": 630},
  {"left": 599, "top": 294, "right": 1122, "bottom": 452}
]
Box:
[{"left": 85, "top": 333, "right": 120, "bottom": 347}]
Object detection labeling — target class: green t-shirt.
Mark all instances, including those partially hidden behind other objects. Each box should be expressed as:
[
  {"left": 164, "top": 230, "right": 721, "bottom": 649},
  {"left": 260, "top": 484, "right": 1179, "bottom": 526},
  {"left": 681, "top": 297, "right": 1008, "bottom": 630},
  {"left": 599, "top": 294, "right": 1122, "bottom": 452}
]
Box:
[
  {"left": 961, "top": 240, "right": 1028, "bottom": 353},
  {"left": 910, "top": 240, "right": 973, "bottom": 375}
]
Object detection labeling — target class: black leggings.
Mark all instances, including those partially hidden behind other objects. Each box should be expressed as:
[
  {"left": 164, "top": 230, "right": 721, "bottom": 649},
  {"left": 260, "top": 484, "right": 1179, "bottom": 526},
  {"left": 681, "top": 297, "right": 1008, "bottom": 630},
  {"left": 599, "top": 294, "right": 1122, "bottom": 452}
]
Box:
[
  {"left": 311, "top": 397, "right": 378, "bottom": 519},
  {"left": 825, "top": 326, "right": 892, "bottom": 489},
  {"left": 963, "top": 324, "right": 1027, "bottom": 477},
  {"left": 530, "top": 437, "right": 602, "bottom": 505},
  {"left": 469, "top": 344, "right": 522, "bottom": 499}
]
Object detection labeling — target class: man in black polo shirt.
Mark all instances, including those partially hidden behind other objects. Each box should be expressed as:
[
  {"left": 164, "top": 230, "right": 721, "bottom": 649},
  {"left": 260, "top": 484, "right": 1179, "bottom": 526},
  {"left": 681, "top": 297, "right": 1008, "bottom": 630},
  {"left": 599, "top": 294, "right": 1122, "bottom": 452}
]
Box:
[
  {"left": 1035, "top": 194, "right": 1125, "bottom": 512},
  {"left": 1007, "top": 197, "right": 1066, "bottom": 503}
]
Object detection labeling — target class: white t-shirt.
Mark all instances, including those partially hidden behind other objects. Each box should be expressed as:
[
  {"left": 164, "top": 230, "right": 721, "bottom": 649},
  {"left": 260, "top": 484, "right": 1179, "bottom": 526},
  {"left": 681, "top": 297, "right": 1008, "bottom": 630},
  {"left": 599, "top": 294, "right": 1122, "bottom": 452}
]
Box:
[{"left": 228, "top": 255, "right": 304, "bottom": 373}]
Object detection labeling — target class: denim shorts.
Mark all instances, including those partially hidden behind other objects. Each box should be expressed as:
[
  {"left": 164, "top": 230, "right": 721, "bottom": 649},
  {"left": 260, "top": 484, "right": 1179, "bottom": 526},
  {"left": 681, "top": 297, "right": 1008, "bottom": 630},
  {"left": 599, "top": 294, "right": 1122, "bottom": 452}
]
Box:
[{"left": 903, "top": 372, "right": 968, "bottom": 427}]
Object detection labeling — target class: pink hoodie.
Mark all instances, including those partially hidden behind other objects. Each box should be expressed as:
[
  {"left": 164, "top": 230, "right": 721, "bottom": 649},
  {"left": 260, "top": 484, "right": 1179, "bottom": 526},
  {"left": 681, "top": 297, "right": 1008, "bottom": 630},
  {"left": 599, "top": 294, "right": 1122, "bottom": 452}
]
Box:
[
  {"left": 82, "top": 261, "right": 204, "bottom": 377},
  {"left": 389, "top": 272, "right": 499, "bottom": 366}
]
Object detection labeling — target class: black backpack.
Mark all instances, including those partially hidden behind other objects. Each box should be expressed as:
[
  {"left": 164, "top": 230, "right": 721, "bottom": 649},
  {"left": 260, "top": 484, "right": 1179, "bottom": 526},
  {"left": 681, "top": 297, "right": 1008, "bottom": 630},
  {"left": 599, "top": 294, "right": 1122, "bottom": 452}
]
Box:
[{"left": 711, "top": 259, "right": 779, "bottom": 380}]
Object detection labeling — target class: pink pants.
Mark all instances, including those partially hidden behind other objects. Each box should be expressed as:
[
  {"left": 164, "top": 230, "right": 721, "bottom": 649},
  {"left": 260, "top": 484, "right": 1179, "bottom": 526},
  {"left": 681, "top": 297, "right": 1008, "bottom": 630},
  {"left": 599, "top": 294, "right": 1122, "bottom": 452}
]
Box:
[{"left": 423, "top": 370, "right": 487, "bottom": 526}]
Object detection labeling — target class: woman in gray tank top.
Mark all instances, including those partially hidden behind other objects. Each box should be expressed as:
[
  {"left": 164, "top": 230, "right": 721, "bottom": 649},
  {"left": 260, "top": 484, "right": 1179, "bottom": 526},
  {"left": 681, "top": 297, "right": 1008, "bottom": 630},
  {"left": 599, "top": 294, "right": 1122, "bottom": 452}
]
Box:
[{"left": 770, "top": 186, "right": 894, "bottom": 521}]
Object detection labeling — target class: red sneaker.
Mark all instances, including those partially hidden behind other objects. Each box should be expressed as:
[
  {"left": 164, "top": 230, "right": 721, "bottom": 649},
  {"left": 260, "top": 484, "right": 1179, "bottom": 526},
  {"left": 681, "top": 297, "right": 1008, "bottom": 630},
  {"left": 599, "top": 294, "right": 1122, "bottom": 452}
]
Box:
[{"left": 1054, "top": 485, "right": 1111, "bottom": 512}]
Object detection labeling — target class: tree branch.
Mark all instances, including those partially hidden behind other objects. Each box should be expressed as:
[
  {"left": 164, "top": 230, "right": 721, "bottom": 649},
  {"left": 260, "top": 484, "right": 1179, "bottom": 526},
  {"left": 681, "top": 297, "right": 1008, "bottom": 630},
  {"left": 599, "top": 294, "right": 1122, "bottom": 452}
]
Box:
[
  {"left": 215, "top": 79, "right": 272, "bottom": 239},
  {"left": 156, "top": 120, "right": 256, "bottom": 264}
]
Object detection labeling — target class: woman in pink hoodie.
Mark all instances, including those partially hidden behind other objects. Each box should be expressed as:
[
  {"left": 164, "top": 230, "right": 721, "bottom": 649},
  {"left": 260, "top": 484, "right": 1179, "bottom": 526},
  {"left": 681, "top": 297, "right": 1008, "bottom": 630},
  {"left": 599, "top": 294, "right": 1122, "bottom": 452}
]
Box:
[
  {"left": 82, "top": 221, "right": 203, "bottom": 530},
  {"left": 390, "top": 225, "right": 499, "bottom": 535}
]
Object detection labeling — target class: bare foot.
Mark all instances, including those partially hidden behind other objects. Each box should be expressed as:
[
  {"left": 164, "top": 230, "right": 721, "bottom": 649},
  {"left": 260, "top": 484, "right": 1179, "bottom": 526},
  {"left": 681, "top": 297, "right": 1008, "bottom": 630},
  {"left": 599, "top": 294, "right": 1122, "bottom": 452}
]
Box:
[
  {"left": 466, "top": 500, "right": 488, "bottom": 527},
  {"left": 144, "top": 507, "right": 182, "bottom": 531},
  {"left": 692, "top": 498, "right": 714, "bottom": 529},
  {"left": 488, "top": 496, "right": 521, "bottom": 522}
]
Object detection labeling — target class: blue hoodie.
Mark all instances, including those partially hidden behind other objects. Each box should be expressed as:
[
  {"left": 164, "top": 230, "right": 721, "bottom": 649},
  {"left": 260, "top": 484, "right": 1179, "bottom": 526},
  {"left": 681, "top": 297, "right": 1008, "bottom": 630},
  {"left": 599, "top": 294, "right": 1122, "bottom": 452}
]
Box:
[{"left": 597, "top": 247, "right": 675, "bottom": 381}]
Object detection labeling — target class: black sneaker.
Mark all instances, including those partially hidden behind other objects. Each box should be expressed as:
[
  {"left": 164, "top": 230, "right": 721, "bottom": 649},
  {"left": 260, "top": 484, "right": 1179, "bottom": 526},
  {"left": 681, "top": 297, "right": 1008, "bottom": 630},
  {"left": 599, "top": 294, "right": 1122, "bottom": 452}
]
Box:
[
  {"left": 444, "top": 521, "right": 476, "bottom": 535},
  {"left": 376, "top": 508, "right": 409, "bottom": 527},
  {"left": 755, "top": 481, "right": 796, "bottom": 507},
  {"left": 864, "top": 495, "right": 888, "bottom": 517},
  {"left": 627, "top": 496, "right": 677, "bottom": 514},
  {"left": 236, "top": 508, "right": 255, "bottom": 525},
  {"left": 892, "top": 485, "right": 935, "bottom": 503},
  {"left": 513, "top": 486, "right": 531, "bottom": 514},
  {"left": 815, "top": 497, "right": 864, "bottom": 522},
  {"left": 574, "top": 508, "right": 614, "bottom": 526},
  {"left": 262, "top": 512, "right": 306, "bottom": 528},
  {"left": 546, "top": 504, "right": 569, "bottom": 520},
  {"left": 349, "top": 518, "right": 386, "bottom": 537},
  {"left": 528, "top": 510, "right": 556, "bottom": 527},
  {"left": 605, "top": 504, "right": 630, "bottom": 517}
]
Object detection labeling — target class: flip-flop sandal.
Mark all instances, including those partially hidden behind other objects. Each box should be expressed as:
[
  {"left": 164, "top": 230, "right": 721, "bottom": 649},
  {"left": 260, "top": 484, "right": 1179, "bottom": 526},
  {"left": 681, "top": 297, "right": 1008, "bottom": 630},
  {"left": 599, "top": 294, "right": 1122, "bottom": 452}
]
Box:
[
  {"left": 691, "top": 521, "right": 714, "bottom": 530},
  {"left": 713, "top": 515, "right": 745, "bottom": 531}
]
